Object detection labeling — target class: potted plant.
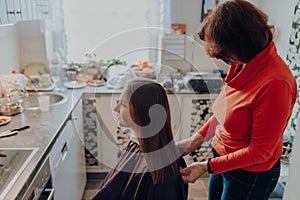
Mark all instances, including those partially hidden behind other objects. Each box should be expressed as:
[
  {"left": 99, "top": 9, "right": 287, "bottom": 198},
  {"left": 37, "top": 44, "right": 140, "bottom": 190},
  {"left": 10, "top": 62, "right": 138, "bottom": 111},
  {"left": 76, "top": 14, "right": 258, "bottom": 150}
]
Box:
[{"left": 99, "top": 59, "right": 127, "bottom": 81}]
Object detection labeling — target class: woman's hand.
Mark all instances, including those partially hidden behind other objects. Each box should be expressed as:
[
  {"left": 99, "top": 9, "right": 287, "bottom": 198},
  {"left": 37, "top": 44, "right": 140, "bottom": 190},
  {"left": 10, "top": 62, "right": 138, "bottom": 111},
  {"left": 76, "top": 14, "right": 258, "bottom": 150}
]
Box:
[
  {"left": 176, "top": 133, "right": 205, "bottom": 156},
  {"left": 180, "top": 160, "right": 208, "bottom": 183}
]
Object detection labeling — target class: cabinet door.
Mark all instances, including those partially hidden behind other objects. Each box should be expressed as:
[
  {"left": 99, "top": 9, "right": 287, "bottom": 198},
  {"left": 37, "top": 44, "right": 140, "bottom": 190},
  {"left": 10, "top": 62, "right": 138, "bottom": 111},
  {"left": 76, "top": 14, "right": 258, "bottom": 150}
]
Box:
[
  {"left": 30, "top": 0, "right": 37, "bottom": 20},
  {"left": 5, "top": 0, "right": 16, "bottom": 22},
  {"left": 13, "top": 0, "right": 22, "bottom": 21},
  {"left": 72, "top": 98, "right": 84, "bottom": 143},
  {"left": 25, "top": 0, "right": 33, "bottom": 20},
  {"left": 50, "top": 120, "right": 87, "bottom": 200},
  {"left": 95, "top": 94, "right": 120, "bottom": 171},
  {"left": 168, "top": 94, "right": 183, "bottom": 142},
  {"left": 36, "top": 0, "right": 50, "bottom": 19},
  {"left": 20, "top": 0, "right": 28, "bottom": 21},
  {"left": 0, "top": 0, "right": 8, "bottom": 24}
]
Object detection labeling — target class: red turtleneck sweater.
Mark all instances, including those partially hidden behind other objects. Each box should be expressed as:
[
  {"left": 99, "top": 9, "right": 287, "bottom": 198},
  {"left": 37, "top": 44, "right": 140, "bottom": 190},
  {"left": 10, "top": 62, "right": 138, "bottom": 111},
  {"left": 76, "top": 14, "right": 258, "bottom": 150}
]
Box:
[{"left": 198, "top": 42, "right": 297, "bottom": 174}]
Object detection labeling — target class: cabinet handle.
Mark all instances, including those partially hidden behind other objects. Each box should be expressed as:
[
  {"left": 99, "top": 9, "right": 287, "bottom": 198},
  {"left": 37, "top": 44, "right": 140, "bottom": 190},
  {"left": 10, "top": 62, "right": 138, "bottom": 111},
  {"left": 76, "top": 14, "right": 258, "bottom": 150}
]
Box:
[
  {"left": 61, "top": 142, "right": 68, "bottom": 161},
  {"left": 72, "top": 116, "right": 78, "bottom": 121}
]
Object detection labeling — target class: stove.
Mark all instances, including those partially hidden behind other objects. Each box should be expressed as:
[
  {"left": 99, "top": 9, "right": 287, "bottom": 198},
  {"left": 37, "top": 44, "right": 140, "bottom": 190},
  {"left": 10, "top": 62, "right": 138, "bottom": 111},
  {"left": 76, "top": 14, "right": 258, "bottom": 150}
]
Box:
[{"left": 0, "top": 148, "right": 37, "bottom": 199}]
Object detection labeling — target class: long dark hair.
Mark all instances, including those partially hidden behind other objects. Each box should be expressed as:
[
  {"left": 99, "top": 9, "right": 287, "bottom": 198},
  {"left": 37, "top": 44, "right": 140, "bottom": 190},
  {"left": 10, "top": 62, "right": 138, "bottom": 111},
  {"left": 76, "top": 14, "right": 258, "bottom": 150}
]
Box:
[
  {"left": 198, "top": 0, "right": 273, "bottom": 64},
  {"left": 125, "top": 78, "right": 180, "bottom": 184}
]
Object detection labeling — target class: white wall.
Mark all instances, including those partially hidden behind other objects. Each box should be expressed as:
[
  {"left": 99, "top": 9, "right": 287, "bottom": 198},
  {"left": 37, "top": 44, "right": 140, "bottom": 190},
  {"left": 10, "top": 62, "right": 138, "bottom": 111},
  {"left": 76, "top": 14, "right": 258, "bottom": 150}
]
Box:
[
  {"left": 284, "top": 121, "right": 300, "bottom": 200},
  {"left": 248, "top": 0, "right": 294, "bottom": 60},
  {"left": 170, "top": 0, "right": 202, "bottom": 35},
  {"left": 169, "top": 0, "right": 295, "bottom": 73},
  {"left": 258, "top": 0, "right": 295, "bottom": 60}
]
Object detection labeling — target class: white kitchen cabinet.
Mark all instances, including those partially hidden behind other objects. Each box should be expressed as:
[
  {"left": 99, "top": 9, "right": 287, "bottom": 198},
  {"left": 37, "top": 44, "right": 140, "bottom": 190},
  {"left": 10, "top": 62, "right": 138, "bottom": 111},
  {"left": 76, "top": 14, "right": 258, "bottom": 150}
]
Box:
[
  {"left": 0, "top": 0, "right": 8, "bottom": 24},
  {"left": 2, "top": 0, "right": 27, "bottom": 23},
  {"left": 49, "top": 107, "right": 87, "bottom": 200},
  {"left": 14, "top": 0, "right": 23, "bottom": 21},
  {"left": 19, "top": 0, "right": 28, "bottom": 21},
  {"left": 36, "top": 0, "right": 50, "bottom": 19},
  {"left": 0, "top": 0, "right": 50, "bottom": 24},
  {"left": 72, "top": 98, "right": 85, "bottom": 145},
  {"left": 168, "top": 94, "right": 183, "bottom": 142},
  {"left": 95, "top": 94, "right": 120, "bottom": 171},
  {"left": 26, "top": 0, "right": 33, "bottom": 20},
  {"left": 5, "top": 0, "right": 16, "bottom": 22}
]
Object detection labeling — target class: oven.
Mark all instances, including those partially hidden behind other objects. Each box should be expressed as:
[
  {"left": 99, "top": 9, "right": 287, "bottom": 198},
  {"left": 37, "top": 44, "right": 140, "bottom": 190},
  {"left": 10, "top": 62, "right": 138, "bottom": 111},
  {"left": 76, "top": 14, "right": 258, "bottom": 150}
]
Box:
[{"left": 22, "top": 158, "right": 54, "bottom": 200}]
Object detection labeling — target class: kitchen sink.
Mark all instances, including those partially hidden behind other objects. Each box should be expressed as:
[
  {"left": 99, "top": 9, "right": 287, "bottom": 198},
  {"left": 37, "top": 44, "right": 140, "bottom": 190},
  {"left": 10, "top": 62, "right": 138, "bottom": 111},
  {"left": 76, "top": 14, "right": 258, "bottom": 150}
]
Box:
[{"left": 22, "top": 92, "right": 68, "bottom": 110}]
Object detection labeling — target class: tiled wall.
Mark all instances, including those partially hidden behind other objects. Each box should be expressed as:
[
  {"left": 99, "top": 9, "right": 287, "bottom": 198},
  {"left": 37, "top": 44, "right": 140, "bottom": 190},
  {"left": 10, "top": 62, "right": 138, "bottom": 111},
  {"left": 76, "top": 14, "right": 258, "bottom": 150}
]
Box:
[
  {"left": 285, "top": 1, "right": 300, "bottom": 142},
  {"left": 188, "top": 99, "right": 214, "bottom": 162},
  {"left": 83, "top": 98, "right": 99, "bottom": 167}
]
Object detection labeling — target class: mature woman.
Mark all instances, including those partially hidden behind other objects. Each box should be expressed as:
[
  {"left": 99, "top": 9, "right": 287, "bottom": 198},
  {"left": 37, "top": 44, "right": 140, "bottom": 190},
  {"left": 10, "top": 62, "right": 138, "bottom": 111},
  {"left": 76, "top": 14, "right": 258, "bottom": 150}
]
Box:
[
  {"left": 93, "top": 78, "right": 188, "bottom": 200},
  {"left": 178, "top": 1, "right": 297, "bottom": 200}
]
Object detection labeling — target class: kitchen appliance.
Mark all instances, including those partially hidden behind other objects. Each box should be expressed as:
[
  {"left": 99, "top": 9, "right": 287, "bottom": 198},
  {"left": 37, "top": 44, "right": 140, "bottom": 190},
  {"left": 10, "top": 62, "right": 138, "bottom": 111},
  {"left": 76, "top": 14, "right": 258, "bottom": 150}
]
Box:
[
  {"left": 0, "top": 148, "right": 38, "bottom": 199},
  {"left": 21, "top": 157, "right": 54, "bottom": 200},
  {"left": 183, "top": 72, "right": 224, "bottom": 93}
]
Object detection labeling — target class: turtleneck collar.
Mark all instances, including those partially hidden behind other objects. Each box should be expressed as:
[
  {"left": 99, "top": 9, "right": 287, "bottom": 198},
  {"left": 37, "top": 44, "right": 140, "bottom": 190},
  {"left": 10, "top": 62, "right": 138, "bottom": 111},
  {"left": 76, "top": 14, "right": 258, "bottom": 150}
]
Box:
[{"left": 225, "top": 42, "right": 278, "bottom": 89}]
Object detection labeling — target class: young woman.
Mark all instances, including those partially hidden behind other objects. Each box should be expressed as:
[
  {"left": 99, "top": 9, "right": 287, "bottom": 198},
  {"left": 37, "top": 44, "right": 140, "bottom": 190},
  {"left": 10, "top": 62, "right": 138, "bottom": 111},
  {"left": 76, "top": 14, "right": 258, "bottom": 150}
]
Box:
[
  {"left": 93, "top": 78, "right": 188, "bottom": 200},
  {"left": 178, "top": 1, "right": 297, "bottom": 200}
]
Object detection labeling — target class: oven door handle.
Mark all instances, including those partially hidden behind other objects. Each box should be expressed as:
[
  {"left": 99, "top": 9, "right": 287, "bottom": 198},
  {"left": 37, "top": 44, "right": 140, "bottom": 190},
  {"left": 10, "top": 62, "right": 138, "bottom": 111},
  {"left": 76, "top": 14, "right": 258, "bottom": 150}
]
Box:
[{"left": 47, "top": 188, "right": 55, "bottom": 200}]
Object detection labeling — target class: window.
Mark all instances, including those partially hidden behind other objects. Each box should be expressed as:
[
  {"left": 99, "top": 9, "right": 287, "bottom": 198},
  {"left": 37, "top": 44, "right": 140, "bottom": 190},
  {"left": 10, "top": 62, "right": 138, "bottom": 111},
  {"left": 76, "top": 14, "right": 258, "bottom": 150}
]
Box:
[{"left": 63, "top": 0, "right": 170, "bottom": 64}]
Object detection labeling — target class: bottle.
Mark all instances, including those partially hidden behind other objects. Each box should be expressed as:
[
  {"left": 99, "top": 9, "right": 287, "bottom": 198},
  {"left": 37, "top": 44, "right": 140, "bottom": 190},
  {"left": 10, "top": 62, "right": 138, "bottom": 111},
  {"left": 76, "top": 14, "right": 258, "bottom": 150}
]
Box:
[
  {"left": 49, "top": 49, "right": 64, "bottom": 91},
  {"left": 84, "top": 53, "right": 98, "bottom": 79}
]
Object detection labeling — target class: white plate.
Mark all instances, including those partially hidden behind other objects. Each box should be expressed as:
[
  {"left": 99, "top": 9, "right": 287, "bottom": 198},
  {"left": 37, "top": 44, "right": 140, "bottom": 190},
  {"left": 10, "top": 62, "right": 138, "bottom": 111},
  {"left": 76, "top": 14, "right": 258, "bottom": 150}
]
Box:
[
  {"left": 64, "top": 81, "right": 87, "bottom": 89},
  {"left": 0, "top": 116, "right": 11, "bottom": 126}
]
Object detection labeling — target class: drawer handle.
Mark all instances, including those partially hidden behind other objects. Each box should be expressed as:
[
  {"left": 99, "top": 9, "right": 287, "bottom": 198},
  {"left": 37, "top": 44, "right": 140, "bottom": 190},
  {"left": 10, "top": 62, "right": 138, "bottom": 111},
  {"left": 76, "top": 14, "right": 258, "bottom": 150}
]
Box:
[
  {"left": 47, "top": 188, "right": 55, "bottom": 200},
  {"left": 61, "top": 142, "right": 68, "bottom": 161}
]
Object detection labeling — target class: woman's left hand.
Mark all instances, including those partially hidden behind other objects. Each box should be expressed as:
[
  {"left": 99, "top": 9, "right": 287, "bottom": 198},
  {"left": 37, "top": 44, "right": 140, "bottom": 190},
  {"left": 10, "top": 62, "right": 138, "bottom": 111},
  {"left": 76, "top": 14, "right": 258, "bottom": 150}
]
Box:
[{"left": 180, "top": 161, "right": 208, "bottom": 183}]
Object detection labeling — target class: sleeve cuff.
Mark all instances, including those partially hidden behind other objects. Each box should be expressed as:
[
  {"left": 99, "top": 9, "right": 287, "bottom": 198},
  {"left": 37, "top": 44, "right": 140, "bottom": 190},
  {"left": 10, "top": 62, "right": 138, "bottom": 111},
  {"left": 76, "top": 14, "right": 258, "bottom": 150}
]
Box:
[{"left": 207, "top": 158, "right": 214, "bottom": 174}]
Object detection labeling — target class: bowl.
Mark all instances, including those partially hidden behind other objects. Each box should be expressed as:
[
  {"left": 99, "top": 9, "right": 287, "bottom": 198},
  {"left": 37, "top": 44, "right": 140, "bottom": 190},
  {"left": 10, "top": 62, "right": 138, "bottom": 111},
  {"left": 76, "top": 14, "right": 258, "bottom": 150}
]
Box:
[
  {"left": 134, "top": 70, "right": 154, "bottom": 79},
  {"left": 131, "top": 62, "right": 157, "bottom": 79},
  {"left": 0, "top": 101, "right": 23, "bottom": 116}
]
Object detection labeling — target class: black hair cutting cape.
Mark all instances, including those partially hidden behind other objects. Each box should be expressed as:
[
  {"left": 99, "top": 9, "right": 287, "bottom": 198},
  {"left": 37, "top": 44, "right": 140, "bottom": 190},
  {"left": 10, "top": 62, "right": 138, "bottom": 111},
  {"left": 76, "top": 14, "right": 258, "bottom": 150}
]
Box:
[{"left": 92, "top": 141, "right": 188, "bottom": 200}]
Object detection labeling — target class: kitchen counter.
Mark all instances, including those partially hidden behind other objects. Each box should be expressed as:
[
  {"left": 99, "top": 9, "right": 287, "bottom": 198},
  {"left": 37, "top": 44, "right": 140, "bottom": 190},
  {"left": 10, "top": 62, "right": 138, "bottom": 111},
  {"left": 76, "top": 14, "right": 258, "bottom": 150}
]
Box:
[
  {"left": 0, "top": 88, "right": 83, "bottom": 200},
  {"left": 0, "top": 84, "right": 217, "bottom": 199}
]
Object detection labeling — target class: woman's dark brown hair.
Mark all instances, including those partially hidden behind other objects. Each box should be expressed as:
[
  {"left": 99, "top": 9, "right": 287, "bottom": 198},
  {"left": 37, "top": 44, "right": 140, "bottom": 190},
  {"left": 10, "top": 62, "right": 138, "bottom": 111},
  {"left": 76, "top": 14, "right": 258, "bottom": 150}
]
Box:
[
  {"left": 198, "top": 0, "right": 273, "bottom": 64},
  {"left": 125, "top": 78, "right": 180, "bottom": 184}
]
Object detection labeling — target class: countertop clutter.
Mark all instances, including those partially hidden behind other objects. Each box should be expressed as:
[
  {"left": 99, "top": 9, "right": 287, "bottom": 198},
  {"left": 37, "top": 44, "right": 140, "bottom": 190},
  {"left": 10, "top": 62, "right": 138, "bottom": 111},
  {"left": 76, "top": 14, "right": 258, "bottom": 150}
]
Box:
[{"left": 0, "top": 89, "right": 82, "bottom": 200}]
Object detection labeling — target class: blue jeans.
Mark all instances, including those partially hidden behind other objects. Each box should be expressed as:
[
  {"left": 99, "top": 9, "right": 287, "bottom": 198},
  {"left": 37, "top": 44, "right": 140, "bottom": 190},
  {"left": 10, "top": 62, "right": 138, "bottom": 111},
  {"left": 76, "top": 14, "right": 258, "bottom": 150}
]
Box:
[{"left": 208, "top": 149, "right": 280, "bottom": 200}]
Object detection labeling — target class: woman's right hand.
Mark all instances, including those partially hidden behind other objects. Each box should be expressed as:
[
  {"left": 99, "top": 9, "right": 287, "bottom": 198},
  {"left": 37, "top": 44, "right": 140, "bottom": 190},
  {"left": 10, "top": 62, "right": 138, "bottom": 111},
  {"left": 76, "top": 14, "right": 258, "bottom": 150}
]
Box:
[
  {"left": 176, "top": 133, "right": 205, "bottom": 156},
  {"left": 180, "top": 160, "right": 208, "bottom": 183}
]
